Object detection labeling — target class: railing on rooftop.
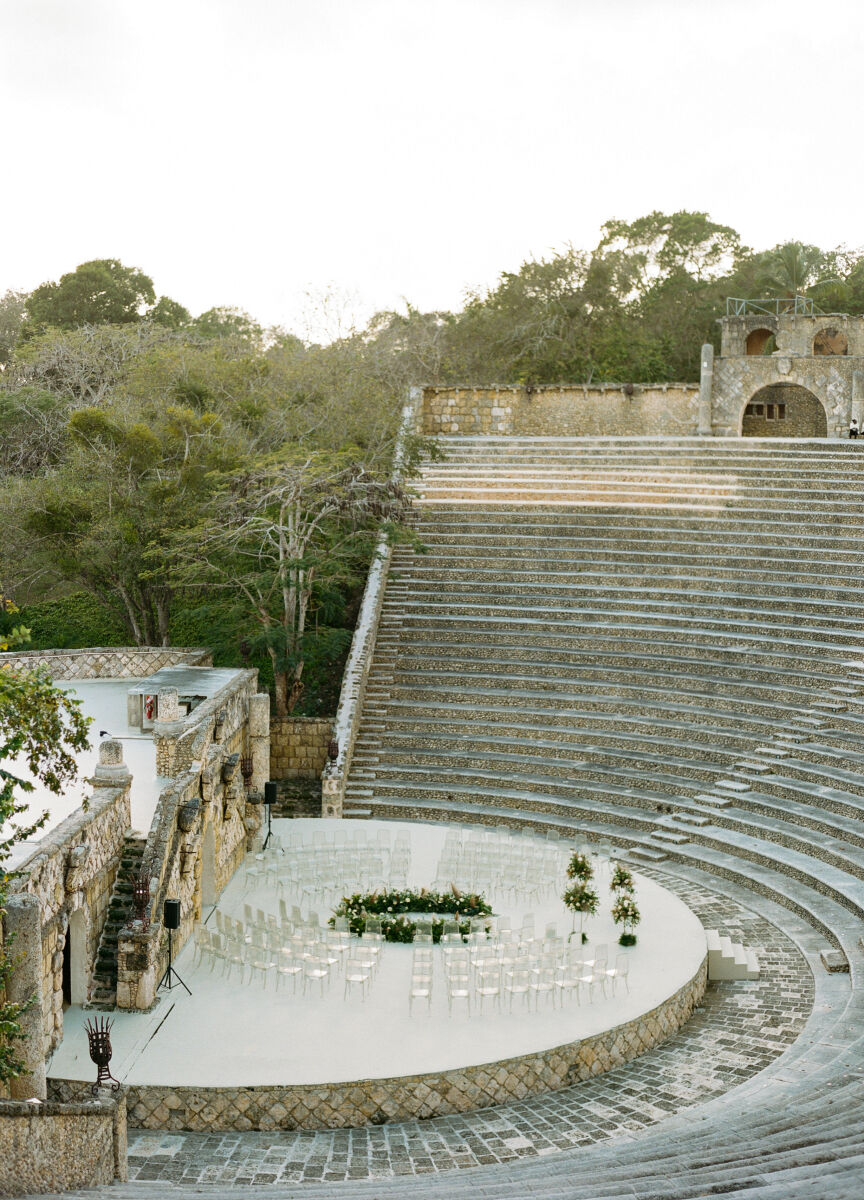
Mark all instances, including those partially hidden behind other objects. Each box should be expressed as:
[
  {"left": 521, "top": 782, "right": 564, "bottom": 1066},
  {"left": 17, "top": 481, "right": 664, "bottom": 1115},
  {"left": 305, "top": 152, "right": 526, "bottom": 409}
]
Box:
[{"left": 725, "top": 296, "right": 818, "bottom": 317}]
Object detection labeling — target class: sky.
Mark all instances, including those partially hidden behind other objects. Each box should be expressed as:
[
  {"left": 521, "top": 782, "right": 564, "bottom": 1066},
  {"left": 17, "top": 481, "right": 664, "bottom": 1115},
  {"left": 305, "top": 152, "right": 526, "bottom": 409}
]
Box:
[{"left": 2, "top": 0, "right": 864, "bottom": 337}]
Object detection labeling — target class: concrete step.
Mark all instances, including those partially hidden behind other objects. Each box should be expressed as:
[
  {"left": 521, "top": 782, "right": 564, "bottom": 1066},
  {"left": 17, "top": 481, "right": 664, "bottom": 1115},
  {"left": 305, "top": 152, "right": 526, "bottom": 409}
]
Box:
[{"left": 705, "top": 928, "right": 760, "bottom": 980}]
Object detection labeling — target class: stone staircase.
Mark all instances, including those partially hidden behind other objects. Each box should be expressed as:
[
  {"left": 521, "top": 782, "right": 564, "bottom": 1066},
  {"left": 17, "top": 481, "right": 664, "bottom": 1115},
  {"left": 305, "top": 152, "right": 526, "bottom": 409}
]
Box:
[{"left": 88, "top": 834, "right": 146, "bottom": 1009}]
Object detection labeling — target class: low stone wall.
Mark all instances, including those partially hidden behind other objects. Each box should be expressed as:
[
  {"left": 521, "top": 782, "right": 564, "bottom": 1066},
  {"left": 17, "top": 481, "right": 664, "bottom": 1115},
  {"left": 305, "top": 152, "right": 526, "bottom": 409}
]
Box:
[
  {"left": 271, "top": 716, "right": 333, "bottom": 780},
  {"left": 322, "top": 387, "right": 421, "bottom": 818},
  {"left": 0, "top": 646, "right": 212, "bottom": 680},
  {"left": 10, "top": 778, "right": 131, "bottom": 1059},
  {"left": 81, "top": 959, "right": 706, "bottom": 1131},
  {"left": 422, "top": 385, "right": 700, "bottom": 437},
  {"left": 0, "top": 1095, "right": 126, "bottom": 1196}
]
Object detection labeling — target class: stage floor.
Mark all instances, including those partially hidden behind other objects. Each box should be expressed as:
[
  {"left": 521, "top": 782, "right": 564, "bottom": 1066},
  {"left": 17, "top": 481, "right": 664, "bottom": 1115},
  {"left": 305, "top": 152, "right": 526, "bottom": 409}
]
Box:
[{"left": 50, "top": 819, "right": 706, "bottom": 1088}]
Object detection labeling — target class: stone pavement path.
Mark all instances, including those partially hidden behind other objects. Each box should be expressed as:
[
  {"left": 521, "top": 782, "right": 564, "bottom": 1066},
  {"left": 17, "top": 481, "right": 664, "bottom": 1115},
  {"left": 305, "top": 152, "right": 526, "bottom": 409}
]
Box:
[{"left": 124, "top": 871, "right": 816, "bottom": 1187}]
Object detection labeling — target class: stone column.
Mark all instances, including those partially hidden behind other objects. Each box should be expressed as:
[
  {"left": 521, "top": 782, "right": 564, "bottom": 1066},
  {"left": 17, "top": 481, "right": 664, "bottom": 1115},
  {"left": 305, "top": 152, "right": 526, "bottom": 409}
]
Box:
[
  {"left": 4, "top": 893, "right": 47, "bottom": 1100},
  {"left": 852, "top": 370, "right": 864, "bottom": 430},
  {"left": 697, "top": 344, "right": 714, "bottom": 435},
  {"left": 156, "top": 688, "right": 180, "bottom": 723},
  {"left": 248, "top": 693, "right": 270, "bottom": 793},
  {"left": 92, "top": 739, "right": 130, "bottom": 788},
  {"left": 322, "top": 768, "right": 343, "bottom": 820}
]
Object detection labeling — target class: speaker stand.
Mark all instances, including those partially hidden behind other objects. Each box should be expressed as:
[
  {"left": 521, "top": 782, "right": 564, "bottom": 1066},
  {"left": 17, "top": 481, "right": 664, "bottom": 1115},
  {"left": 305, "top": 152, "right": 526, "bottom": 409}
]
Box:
[{"left": 157, "top": 926, "right": 191, "bottom": 995}]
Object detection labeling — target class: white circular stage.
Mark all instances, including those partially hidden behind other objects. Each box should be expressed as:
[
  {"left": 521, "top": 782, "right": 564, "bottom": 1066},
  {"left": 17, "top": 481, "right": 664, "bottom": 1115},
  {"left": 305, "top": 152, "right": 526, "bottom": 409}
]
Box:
[{"left": 49, "top": 819, "right": 707, "bottom": 1129}]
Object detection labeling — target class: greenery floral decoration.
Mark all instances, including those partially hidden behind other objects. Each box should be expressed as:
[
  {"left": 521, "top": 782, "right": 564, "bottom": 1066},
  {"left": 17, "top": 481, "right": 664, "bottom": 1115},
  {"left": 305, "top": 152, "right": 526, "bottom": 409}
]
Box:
[
  {"left": 611, "top": 893, "right": 641, "bottom": 946},
  {"left": 330, "top": 887, "right": 493, "bottom": 944},
  {"left": 609, "top": 862, "right": 634, "bottom": 893},
  {"left": 563, "top": 881, "right": 599, "bottom": 942},
  {"left": 566, "top": 851, "right": 594, "bottom": 882}
]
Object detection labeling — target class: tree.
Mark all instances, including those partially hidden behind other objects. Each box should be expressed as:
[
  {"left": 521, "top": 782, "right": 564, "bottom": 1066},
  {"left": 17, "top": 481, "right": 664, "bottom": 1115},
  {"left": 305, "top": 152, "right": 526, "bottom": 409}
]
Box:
[
  {"left": 26, "top": 259, "right": 156, "bottom": 331},
  {"left": 753, "top": 242, "right": 828, "bottom": 300},
  {"left": 148, "top": 297, "right": 191, "bottom": 329},
  {"left": 170, "top": 450, "right": 412, "bottom": 715},
  {"left": 0, "top": 632, "right": 90, "bottom": 1082},
  {"left": 191, "top": 306, "right": 263, "bottom": 347},
  {"left": 0, "top": 290, "right": 28, "bottom": 365}
]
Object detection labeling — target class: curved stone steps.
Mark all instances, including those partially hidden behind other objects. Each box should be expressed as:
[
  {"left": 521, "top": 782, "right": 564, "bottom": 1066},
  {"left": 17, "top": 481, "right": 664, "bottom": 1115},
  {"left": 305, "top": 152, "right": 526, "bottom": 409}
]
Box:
[
  {"left": 385, "top": 662, "right": 857, "bottom": 710},
  {"left": 371, "top": 795, "right": 864, "bottom": 959},
  {"left": 386, "top": 604, "right": 864, "bottom": 653}
]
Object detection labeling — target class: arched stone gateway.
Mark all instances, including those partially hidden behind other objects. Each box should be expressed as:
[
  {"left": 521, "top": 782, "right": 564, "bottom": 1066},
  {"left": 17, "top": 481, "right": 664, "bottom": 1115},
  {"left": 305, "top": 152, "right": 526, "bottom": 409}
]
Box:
[{"left": 741, "top": 384, "right": 827, "bottom": 437}]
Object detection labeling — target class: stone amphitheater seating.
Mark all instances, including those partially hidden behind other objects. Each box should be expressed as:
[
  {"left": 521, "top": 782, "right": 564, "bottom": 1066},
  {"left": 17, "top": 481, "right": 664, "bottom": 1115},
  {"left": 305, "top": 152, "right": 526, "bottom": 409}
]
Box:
[
  {"left": 40, "top": 438, "right": 864, "bottom": 1199},
  {"left": 339, "top": 436, "right": 864, "bottom": 1195}
]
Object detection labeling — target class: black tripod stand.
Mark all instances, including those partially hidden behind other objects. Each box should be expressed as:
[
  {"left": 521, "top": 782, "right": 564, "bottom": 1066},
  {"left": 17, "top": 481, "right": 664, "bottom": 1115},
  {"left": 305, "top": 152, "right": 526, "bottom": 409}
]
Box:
[
  {"left": 158, "top": 901, "right": 191, "bottom": 995},
  {"left": 262, "top": 780, "right": 277, "bottom": 850}
]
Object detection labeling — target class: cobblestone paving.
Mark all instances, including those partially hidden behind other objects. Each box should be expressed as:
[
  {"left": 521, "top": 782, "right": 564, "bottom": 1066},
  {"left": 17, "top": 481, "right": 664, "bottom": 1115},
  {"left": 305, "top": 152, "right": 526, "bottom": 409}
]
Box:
[{"left": 126, "top": 871, "right": 814, "bottom": 1186}]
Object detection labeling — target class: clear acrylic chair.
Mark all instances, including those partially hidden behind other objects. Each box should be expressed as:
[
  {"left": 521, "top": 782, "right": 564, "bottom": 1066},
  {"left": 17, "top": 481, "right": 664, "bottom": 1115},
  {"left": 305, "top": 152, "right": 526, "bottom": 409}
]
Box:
[
  {"left": 503, "top": 966, "right": 532, "bottom": 1011},
  {"left": 530, "top": 966, "right": 557, "bottom": 1009},
  {"left": 408, "top": 973, "right": 433, "bottom": 1015},
  {"left": 344, "top": 958, "right": 372, "bottom": 1001},
  {"left": 475, "top": 969, "right": 501, "bottom": 1013}
]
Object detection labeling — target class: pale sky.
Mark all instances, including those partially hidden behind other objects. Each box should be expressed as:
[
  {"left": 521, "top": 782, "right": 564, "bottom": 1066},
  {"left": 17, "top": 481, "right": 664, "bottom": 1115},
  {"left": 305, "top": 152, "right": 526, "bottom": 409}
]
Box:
[{"left": 2, "top": 0, "right": 863, "bottom": 335}]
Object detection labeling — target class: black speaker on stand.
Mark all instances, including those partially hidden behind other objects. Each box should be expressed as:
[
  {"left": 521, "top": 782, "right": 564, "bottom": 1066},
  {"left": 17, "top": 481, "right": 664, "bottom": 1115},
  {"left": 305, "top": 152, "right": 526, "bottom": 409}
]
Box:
[
  {"left": 262, "top": 781, "right": 277, "bottom": 850},
  {"left": 157, "top": 898, "right": 191, "bottom": 995}
]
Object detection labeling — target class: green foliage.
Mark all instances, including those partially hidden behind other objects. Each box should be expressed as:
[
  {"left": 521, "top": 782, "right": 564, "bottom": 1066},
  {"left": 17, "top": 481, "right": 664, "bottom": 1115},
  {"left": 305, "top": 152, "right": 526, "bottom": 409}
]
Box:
[
  {"left": 148, "top": 297, "right": 191, "bottom": 329},
  {"left": 562, "top": 882, "right": 599, "bottom": 916},
  {"left": 0, "top": 660, "right": 91, "bottom": 1082},
  {"left": 330, "top": 888, "right": 493, "bottom": 943},
  {"left": 3, "top": 592, "right": 126, "bottom": 650},
  {"left": 566, "top": 850, "right": 594, "bottom": 882},
  {"left": 611, "top": 893, "right": 641, "bottom": 932},
  {"left": 610, "top": 862, "right": 635, "bottom": 893},
  {"left": 26, "top": 259, "right": 156, "bottom": 331}
]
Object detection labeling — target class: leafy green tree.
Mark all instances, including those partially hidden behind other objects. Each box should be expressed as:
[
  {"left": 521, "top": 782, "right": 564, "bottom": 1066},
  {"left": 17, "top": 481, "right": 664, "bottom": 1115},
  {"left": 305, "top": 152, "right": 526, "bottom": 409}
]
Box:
[
  {"left": 16, "top": 398, "right": 238, "bottom": 645},
  {"left": 0, "top": 630, "right": 90, "bottom": 1082},
  {"left": 169, "top": 450, "right": 412, "bottom": 715},
  {"left": 753, "top": 242, "right": 826, "bottom": 299},
  {"left": 26, "top": 259, "right": 156, "bottom": 331},
  {"left": 191, "top": 306, "right": 263, "bottom": 346},
  {"left": 148, "top": 297, "right": 191, "bottom": 329},
  {"left": 0, "top": 290, "right": 28, "bottom": 365}
]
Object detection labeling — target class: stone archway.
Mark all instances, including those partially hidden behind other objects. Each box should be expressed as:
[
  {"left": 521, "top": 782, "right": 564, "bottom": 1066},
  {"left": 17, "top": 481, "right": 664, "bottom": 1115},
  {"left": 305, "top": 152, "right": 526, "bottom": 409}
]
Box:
[
  {"left": 745, "top": 328, "right": 775, "bottom": 355},
  {"left": 63, "top": 908, "right": 88, "bottom": 1005},
  {"left": 741, "top": 384, "right": 827, "bottom": 437},
  {"left": 814, "top": 327, "right": 848, "bottom": 355}
]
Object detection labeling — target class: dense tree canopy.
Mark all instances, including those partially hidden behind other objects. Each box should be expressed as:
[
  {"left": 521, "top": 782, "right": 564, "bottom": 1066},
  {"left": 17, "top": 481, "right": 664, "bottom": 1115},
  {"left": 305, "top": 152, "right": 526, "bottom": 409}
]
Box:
[{"left": 3, "top": 217, "right": 863, "bottom": 710}]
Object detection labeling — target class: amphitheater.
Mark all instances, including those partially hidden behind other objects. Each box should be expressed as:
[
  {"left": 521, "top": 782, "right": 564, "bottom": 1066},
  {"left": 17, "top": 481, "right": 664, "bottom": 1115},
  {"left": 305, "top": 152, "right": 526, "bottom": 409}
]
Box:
[
  {"left": 25, "top": 432, "right": 864, "bottom": 1199},
  {"left": 13, "top": 319, "right": 864, "bottom": 1198}
]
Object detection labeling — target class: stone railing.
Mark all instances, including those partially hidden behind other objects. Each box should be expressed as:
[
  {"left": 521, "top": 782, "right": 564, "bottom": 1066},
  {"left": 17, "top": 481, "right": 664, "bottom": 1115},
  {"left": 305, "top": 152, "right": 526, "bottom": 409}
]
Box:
[
  {"left": 0, "top": 646, "right": 211, "bottom": 680},
  {"left": 321, "top": 387, "right": 421, "bottom": 818},
  {"left": 421, "top": 383, "right": 700, "bottom": 437},
  {"left": 0, "top": 1094, "right": 127, "bottom": 1194}
]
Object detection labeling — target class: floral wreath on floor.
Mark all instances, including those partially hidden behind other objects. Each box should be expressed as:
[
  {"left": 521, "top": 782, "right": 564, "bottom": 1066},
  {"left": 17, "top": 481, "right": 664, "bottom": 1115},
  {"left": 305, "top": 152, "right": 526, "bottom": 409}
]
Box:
[{"left": 330, "top": 888, "right": 493, "bottom": 943}]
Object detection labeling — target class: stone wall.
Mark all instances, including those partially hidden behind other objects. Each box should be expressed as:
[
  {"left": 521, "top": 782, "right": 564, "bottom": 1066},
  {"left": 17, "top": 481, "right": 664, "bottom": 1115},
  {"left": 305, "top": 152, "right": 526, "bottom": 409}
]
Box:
[
  {"left": 116, "top": 676, "right": 269, "bottom": 1011},
  {"left": 421, "top": 385, "right": 700, "bottom": 437},
  {"left": 78, "top": 959, "right": 705, "bottom": 1131},
  {"left": 710, "top": 355, "right": 855, "bottom": 437},
  {"left": 270, "top": 717, "right": 332, "bottom": 779},
  {"left": 10, "top": 778, "right": 131, "bottom": 1058},
  {"left": 0, "top": 1095, "right": 126, "bottom": 1196},
  {"left": 0, "top": 646, "right": 212, "bottom": 680}
]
